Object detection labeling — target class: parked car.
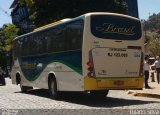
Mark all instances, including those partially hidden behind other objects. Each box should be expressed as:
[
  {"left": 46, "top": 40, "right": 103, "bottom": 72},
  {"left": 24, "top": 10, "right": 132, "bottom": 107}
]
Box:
[{"left": 0, "top": 74, "right": 6, "bottom": 86}]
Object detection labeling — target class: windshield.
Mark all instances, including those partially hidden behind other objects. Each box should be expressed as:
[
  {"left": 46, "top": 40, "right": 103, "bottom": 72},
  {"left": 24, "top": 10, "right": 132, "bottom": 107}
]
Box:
[{"left": 91, "top": 15, "right": 142, "bottom": 40}]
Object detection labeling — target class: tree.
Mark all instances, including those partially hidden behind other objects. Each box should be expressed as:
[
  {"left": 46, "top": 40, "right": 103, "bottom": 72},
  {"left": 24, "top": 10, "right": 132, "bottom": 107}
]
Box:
[
  {"left": 149, "top": 38, "right": 160, "bottom": 57},
  {"left": 23, "top": 0, "right": 127, "bottom": 27},
  {"left": 142, "top": 13, "right": 160, "bottom": 31},
  {"left": 2, "top": 24, "right": 19, "bottom": 51},
  {"left": 0, "top": 24, "right": 19, "bottom": 70}
]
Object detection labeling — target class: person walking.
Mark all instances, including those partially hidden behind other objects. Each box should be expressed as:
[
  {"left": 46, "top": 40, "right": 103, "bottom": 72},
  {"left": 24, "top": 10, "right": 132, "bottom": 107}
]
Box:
[
  {"left": 144, "top": 56, "right": 151, "bottom": 88},
  {"left": 149, "top": 58, "right": 156, "bottom": 82},
  {"left": 155, "top": 56, "right": 160, "bottom": 84}
]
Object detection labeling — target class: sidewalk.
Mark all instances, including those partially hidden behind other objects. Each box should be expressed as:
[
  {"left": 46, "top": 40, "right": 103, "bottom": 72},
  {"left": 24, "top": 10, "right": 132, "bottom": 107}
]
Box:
[{"left": 127, "top": 81, "right": 160, "bottom": 99}]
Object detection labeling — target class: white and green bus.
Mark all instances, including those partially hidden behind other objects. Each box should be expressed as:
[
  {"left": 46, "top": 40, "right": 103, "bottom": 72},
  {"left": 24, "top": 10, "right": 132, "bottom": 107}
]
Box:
[{"left": 11, "top": 12, "right": 144, "bottom": 99}]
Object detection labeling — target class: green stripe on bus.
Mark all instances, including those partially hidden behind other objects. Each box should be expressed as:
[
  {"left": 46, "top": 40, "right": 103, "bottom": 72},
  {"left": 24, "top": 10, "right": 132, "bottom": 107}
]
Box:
[{"left": 21, "top": 60, "right": 82, "bottom": 81}]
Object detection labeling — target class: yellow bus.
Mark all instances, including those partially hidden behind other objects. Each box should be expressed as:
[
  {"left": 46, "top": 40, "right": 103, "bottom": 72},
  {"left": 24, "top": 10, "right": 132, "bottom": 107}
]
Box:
[{"left": 11, "top": 12, "right": 144, "bottom": 99}]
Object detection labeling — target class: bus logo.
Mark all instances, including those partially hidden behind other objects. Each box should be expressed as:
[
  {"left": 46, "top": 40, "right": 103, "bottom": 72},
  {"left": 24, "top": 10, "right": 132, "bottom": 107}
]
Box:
[{"left": 96, "top": 23, "right": 135, "bottom": 35}]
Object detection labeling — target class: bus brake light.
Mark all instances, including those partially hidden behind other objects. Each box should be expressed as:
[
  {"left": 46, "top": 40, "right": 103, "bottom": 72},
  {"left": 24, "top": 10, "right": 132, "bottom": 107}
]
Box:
[{"left": 87, "top": 61, "right": 95, "bottom": 77}]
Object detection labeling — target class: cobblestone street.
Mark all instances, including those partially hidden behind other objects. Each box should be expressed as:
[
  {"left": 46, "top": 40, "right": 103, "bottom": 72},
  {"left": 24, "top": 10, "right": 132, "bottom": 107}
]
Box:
[{"left": 0, "top": 78, "right": 160, "bottom": 115}]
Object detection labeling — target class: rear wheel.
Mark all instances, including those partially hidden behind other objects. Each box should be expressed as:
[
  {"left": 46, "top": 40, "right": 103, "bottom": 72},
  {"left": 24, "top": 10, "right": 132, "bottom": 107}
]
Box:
[
  {"left": 20, "top": 80, "right": 33, "bottom": 93},
  {"left": 20, "top": 82, "right": 27, "bottom": 93},
  {"left": 49, "top": 77, "right": 58, "bottom": 99},
  {"left": 90, "top": 90, "right": 109, "bottom": 98}
]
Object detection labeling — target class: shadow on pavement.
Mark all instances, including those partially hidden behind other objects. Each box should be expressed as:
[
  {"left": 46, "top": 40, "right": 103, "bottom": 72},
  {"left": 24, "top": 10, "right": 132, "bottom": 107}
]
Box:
[{"left": 14, "top": 89, "right": 159, "bottom": 108}]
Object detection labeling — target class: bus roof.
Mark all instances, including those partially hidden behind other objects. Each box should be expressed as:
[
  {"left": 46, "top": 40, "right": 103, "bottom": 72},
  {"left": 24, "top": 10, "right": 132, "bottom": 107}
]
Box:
[
  {"left": 13, "top": 12, "right": 139, "bottom": 41},
  {"left": 85, "top": 12, "right": 139, "bottom": 20},
  {"left": 33, "top": 18, "right": 71, "bottom": 32},
  {"left": 13, "top": 16, "right": 84, "bottom": 41}
]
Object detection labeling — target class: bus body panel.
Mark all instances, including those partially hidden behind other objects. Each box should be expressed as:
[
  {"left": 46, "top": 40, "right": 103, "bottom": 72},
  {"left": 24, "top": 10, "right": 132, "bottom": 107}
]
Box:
[
  {"left": 83, "top": 13, "right": 144, "bottom": 90},
  {"left": 11, "top": 16, "right": 85, "bottom": 92},
  {"left": 11, "top": 61, "right": 84, "bottom": 91},
  {"left": 84, "top": 76, "right": 144, "bottom": 90},
  {"left": 11, "top": 12, "right": 144, "bottom": 93},
  {"left": 11, "top": 59, "right": 20, "bottom": 84},
  {"left": 92, "top": 48, "right": 141, "bottom": 78}
]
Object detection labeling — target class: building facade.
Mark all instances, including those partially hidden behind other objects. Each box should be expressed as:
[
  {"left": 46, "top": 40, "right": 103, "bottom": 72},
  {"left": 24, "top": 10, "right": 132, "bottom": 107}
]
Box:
[
  {"left": 123, "top": 0, "right": 139, "bottom": 18},
  {"left": 10, "top": 0, "right": 34, "bottom": 34}
]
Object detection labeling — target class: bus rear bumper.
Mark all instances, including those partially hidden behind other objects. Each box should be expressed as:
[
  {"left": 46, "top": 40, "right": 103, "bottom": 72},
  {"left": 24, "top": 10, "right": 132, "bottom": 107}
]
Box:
[{"left": 84, "top": 76, "right": 144, "bottom": 91}]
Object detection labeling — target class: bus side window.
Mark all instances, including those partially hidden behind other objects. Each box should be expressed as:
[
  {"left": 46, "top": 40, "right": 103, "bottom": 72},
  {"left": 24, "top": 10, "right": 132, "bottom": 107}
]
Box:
[
  {"left": 66, "top": 20, "right": 84, "bottom": 50},
  {"left": 58, "top": 25, "right": 67, "bottom": 51},
  {"left": 45, "top": 26, "right": 66, "bottom": 53}
]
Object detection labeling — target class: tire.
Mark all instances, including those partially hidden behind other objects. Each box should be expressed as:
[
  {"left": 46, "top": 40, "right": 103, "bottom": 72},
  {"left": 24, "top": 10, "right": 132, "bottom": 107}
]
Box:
[
  {"left": 90, "top": 90, "right": 109, "bottom": 98},
  {"left": 49, "top": 77, "right": 58, "bottom": 99},
  {"left": 20, "top": 80, "right": 33, "bottom": 93},
  {"left": 20, "top": 81, "right": 27, "bottom": 93}
]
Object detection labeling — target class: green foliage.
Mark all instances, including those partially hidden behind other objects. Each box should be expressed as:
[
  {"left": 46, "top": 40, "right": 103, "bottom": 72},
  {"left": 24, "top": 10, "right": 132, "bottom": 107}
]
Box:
[
  {"left": 149, "top": 38, "right": 160, "bottom": 57},
  {"left": 19, "top": 0, "right": 25, "bottom": 4},
  {"left": 143, "top": 13, "right": 160, "bottom": 56},
  {"left": 25, "top": 0, "right": 127, "bottom": 27},
  {"left": 2, "top": 24, "right": 19, "bottom": 51},
  {"left": 0, "top": 24, "right": 19, "bottom": 68},
  {"left": 144, "top": 34, "right": 151, "bottom": 43},
  {"left": 19, "top": 0, "right": 33, "bottom": 7},
  {"left": 143, "top": 13, "right": 160, "bottom": 31}
]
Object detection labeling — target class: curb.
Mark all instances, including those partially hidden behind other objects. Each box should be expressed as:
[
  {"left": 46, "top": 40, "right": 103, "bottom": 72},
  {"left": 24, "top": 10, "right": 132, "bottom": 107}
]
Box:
[{"left": 127, "top": 91, "right": 160, "bottom": 99}]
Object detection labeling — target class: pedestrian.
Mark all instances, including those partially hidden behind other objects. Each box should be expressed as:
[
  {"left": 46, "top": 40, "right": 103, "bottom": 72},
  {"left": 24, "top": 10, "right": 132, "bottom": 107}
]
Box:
[
  {"left": 149, "top": 57, "right": 156, "bottom": 82},
  {"left": 155, "top": 56, "right": 160, "bottom": 84},
  {"left": 144, "top": 56, "right": 151, "bottom": 88}
]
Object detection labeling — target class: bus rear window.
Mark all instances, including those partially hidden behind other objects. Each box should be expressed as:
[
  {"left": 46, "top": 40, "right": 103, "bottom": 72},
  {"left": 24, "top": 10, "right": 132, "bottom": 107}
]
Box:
[{"left": 91, "top": 15, "right": 142, "bottom": 40}]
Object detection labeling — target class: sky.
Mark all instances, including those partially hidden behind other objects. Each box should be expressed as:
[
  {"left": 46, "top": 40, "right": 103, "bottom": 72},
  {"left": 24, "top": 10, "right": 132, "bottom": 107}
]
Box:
[
  {"left": 0, "top": 0, "right": 160, "bottom": 28},
  {"left": 138, "top": 0, "right": 160, "bottom": 20},
  {"left": 0, "top": 0, "right": 13, "bottom": 28}
]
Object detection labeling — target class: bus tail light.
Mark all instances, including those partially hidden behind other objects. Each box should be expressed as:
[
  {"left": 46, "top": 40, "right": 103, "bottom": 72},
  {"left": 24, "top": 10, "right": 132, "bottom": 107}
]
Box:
[
  {"left": 87, "top": 66, "right": 94, "bottom": 71},
  {"left": 87, "top": 61, "right": 95, "bottom": 77},
  {"left": 87, "top": 50, "right": 95, "bottom": 77},
  {"left": 87, "top": 71, "right": 95, "bottom": 77},
  {"left": 87, "top": 61, "right": 93, "bottom": 70}
]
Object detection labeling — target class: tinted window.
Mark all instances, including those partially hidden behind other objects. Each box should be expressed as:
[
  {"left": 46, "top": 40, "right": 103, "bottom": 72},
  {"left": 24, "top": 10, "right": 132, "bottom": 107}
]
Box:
[
  {"left": 91, "top": 15, "right": 142, "bottom": 40},
  {"left": 66, "top": 20, "right": 84, "bottom": 50},
  {"left": 13, "top": 18, "right": 84, "bottom": 57},
  {"left": 46, "top": 25, "right": 67, "bottom": 52}
]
